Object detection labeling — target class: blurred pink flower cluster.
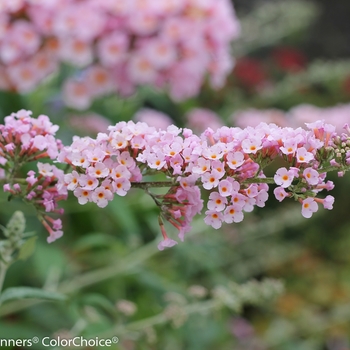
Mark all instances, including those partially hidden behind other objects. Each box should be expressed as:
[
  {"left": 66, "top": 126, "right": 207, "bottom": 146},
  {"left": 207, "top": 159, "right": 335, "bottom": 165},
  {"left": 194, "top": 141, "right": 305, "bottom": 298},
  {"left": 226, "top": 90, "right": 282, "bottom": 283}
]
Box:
[
  {"left": 0, "top": 0, "right": 240, "bottom": 109},
  {"left": 0, "top": 109, "right": 67, "bottom": 243},
  {"left": 60, "top": 116, "right": 349, "bottom": 249},
  {"left": 232, "top": 103, "right": 350, "bottom": 132}
]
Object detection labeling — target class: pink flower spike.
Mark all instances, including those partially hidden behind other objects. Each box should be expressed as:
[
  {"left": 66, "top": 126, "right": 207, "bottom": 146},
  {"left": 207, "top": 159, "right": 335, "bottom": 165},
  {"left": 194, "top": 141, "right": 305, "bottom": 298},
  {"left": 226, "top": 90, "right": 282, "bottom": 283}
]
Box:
[
  {"left": 303, "top": 167, "right": 319, "bottom": 185},
  {"left": 301, "top": 198, "right": 318, "bottom": 218}
]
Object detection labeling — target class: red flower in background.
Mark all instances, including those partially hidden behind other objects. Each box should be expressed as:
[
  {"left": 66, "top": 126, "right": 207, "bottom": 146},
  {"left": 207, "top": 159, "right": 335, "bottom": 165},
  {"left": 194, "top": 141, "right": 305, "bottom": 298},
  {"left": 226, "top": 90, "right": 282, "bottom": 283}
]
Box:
[
  {"left": 233, "top": 57, "right": 267, "bottom": 90},
  {"left": 272, "top": 46, "right": 307, "bottom": 72},
  {"left": 342, "top": 75, "right": 350, "bottom": 96}
]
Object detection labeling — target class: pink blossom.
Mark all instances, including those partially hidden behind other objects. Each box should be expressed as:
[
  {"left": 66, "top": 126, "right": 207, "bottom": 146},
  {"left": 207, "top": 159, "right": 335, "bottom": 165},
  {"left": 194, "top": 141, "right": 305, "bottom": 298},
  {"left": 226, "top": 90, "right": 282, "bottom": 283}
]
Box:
[
  {"left": 301, "top": 198, "right": 318, "bottom": 218},
  {"left": 204, "top": 210, "right": 223, "bottom": 229},
  {"left": 303, "top": 167, "right": 319, "bottom": 185},
  {"left": 241, "top": 138, "right": 262, "bottom": 154},
  {"left": 274, "top": 167, "right": 295, "bottom": 188},
  {"left": 201, "top": 170, "right": 221, "bottom": 190},
  {"left": 114, "top": 178, "right": 131, "bottom": 196},
  {"left": 296, "top": 147, "right": 314, "bottom": 163},
  {"left": 47, "top": 230, "right": 63, "bottom": 244},
  {"left": 223, "top": 205, "right": 244, "bottom": 223},
  {"left": 37, "top": 162, "right": 53, "bottom": 177},
  {"left": 158, "top": 237, "right": 178, "bottom": 251},
  {"left": 274, "top": 187, "right": 289, "bottom": 202},
  {"left": 218, "top": 179, "right": 234, "bottom": 197},
  {"left": 73, "top": 187, "right": 92, "bottom": 205},
  {"left": 207, "top": 192, "right": 227, "bottom": 212},
  {"left": 226, "top": 152, "right": 245, "bottom": 170},
  {"left": 91, "top": 187, "right": 113, "bottom": 208},
  {"left": 78, "top": 175, "right": 99, "bottom": 191},
  {"left": 87, "top": 162, "right": 109, "bottom": 178},
  {"left": 64, "top": 171, "right": 80, "bottom": 191}
]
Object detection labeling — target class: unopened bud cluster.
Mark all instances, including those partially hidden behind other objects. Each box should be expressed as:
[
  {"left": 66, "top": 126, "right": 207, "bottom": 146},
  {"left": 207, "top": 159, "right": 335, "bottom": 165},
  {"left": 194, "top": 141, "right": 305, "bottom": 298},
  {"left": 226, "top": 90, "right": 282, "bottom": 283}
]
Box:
[{"left": 0, "top": 110, "right": 67, "bottom": 243}]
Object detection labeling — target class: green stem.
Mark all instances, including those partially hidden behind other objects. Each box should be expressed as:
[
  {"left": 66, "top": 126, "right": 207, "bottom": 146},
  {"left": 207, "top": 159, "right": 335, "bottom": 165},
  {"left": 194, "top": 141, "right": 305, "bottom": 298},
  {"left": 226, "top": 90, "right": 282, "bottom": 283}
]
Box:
[
  {"left": 87, "top": 299, "right": 220, "bottom": 344},
  {"left": 319, "top": 165, "right": 349, "bottom": 173},
  {"left": 59, "top": 240, "right": 158, "bottom": 294},
  {"left": 0, "top": 261, "right": 8, "bottom": 299},
  {"left": 131, "top": 181, "right": 176, "bottom": 189}
]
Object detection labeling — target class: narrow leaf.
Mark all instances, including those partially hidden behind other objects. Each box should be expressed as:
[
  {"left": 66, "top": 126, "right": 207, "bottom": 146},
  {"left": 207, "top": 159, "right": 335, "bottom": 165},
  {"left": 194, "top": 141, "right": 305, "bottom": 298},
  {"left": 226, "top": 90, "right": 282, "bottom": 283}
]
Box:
[
  {"left": 18, "top": 236, "right": 38, "bottom": 261},
  {"left": 0, "top": 287, "right": 66, "bottom": 304}
]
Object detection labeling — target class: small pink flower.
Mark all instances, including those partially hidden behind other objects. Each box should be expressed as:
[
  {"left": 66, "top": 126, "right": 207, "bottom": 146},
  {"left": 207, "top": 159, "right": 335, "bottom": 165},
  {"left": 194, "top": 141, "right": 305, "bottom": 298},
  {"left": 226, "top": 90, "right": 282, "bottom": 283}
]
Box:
[
  {"left": 114, "top": 178, "right": 131, "bottom": 196},
  {"left": 204, "top": 210, "right": 223, "bottom": 229},
  {"left": 223, "top": 205, "right": 244, "bottom": 223},
  {"left": 73, "top": 187, "right": 92, "bottom": 205},
  {"left": 218, "top": 179, "right": 233, "bottom": 197},
  {"left": 192, "top": 157, "right": 211, "bottom": 174},
  {"left": 158, "top": 237, "right": 178, "bottom": 251},
  {"left": 274, "top": 167, "right": 295, "bottom": 188},
  {"left": 301, "top": 197, "right": 318, "bottom": 218},
  {"left": 88, "top": 162, "right": 109, "bottom": 178},
  {"left": 64, "top": 170, "right": 80, "bottom": 190},
  {"left": 241, "top": 138, "right": 262, "bottom": 154},
  {"left": 296, "top": 147, "right": 314, "bottom": 163},
  {"left": 274, "top": 187, "right": 289, "bottom": 202},
  {"left": 47, "top": 230, "right": 63, "bottom": 244},
  {"left": 38, "top": 162, "right": 54, "bottom": 177},
  {"left": 303, "top": 167, "right": 319, "bottom": 185},
  {"left": 231, "top": 191, "right": 247, "bottom": 208},
  {"left": 323, "top": 195, "right": 335, "bottom": 210},
  {"left": 92, "top": 186, "right": 113, "bottom": 208},
  {"left": 207, "top": 192, "right": 227, "bottom": 212},
  {"left": 201, "top": 170, "right": 221, "bottom": 190},
  {"left": 226, "top": 151, "right": 245, "bottom": 169},
  {"left": 255, "top": 190, "right": 269, "bottom": 207},
  {"left": 280, "top": 139, "right": 297, "bottom": 155},
  {"left": 79, "top": 175, "right": 99, "bottom": 190},
  {"left": 316, "top": 195, "right": 335, "bottom": 210}
]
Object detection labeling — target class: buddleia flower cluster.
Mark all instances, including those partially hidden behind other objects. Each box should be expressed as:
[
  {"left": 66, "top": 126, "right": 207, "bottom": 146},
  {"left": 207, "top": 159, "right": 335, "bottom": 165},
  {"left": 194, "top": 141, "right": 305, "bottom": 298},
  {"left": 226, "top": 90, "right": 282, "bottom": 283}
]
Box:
[
  {"left": 0, "top": 110, "right": 67, "bottom": 243},
  {"left": 0, "top": 0, "right": 240, "bottom": 109},
  {"left": 59, "top": 117, "right": 350, "bottom": 250}
]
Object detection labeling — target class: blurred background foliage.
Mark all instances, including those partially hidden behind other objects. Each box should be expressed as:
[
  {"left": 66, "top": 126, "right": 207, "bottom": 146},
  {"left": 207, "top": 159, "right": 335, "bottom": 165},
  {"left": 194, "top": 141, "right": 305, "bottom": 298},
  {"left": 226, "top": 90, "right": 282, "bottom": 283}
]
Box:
[{"left": 1, "top": 0, "right": 350, "bottom": 349}]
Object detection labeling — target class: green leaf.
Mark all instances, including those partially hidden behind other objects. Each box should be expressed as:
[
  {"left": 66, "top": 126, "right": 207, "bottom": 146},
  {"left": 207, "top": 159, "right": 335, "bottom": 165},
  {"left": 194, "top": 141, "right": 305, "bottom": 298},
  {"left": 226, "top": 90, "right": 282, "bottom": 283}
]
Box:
[
  {"left": 73, "top": 232, "right": 116, "bottom": 252},
  {"left": 17, "top": 236, "right": 38, "bottom": 261},
  {"left": 0, "top": 287, "right": 66, "bottom": 304}
]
